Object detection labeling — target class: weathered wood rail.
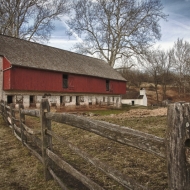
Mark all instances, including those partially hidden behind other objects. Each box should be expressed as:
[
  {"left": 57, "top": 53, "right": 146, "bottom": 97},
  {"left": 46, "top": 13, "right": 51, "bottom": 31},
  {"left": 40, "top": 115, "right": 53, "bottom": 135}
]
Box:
[{"left": 1, "top": 99, "right": 190, "bottom": 189}]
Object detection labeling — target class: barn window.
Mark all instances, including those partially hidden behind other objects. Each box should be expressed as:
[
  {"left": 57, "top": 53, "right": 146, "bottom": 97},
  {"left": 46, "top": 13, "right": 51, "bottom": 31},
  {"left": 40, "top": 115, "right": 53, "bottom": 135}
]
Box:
[
  {"left": 63, "top": 74, "right": 68, "bottom": 88},
  {"left": 16, "top": 95, "right": 23, "bottom": 104},
  {"left": 106, "top": 80, "right": 110, "bottom": 91},
  {"left": 88, "top": 96, "right": 92, "bottom": 105},
  {"left": 80, "top": 96, "right": 84, "bottom": 102}
]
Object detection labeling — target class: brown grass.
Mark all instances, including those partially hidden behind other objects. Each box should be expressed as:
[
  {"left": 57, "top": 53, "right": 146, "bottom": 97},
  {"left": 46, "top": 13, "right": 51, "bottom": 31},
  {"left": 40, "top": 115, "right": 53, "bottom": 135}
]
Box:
[
  {"left": 0, "top": 116, "right": 61, "bottom": 190},
  {"left": 0, "top": 106, "right": 168, "bottom": 190}
]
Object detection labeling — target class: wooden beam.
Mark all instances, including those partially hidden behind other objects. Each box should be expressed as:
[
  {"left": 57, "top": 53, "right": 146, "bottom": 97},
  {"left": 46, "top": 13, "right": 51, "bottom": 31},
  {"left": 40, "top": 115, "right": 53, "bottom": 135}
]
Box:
[
  {"left": 21, "top": 109, "right": 40, "bottom": 117},
  {"left": 24, "top": 142, "right": 43, "bottom": 163},
  {"left": 46, "top": 149, "right": 104, "bottom": 190},
  {"left": 14, "top": 124, "right": 21, "bottom": 133},
  {"left": 14, "top": 130, "right": 21, "bottom": 141},
  {"left": 10, "top": 103, "right": 15, "bottom": 133},
  {"left": 48, "top": 167, "right": 69, "bottom": 190},
  {"left": 167, "top": 102, "right": 190, "bottom": 189},
  {"left": 47, "top": 129, "right": 147, "bottom": 189},
  {"left": 22, "top": 123, "right": 41, "bottom": 135},
  {"left": 46, "top": 112, "right": 165, "bottom": 158},
  {"left": 40, "top": 98, "right": 52, "bottom": 180},
  {"left": 19, "top": 104, "right": 26, "bottom": 144}
]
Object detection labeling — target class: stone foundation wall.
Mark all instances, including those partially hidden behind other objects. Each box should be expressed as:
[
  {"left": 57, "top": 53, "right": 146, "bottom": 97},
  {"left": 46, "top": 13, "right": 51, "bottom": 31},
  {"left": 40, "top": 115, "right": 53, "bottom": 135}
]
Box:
[{"left": 2, "top": 91, "right": 122, "bottom": 109}]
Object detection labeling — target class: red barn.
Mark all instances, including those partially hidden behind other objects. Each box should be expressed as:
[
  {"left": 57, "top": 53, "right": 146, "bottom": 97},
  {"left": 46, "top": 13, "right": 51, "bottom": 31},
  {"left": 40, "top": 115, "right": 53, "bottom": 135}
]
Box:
[{"left": 0, "top": 34, "right": 126, "bottom": 109}]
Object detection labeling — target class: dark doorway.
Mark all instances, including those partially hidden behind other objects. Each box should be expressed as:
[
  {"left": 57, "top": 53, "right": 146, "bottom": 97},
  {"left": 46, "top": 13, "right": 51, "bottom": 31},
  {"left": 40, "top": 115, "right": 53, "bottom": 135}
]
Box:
[
  {"left": 30, "top": 96, "right": 36, "bottom": 107},
  {"left": 30, "top": 96, "right": 35, "bottom": 103},
  {"left": 132, "top": 101, "right": 135, "bottom": 106},
  {"left": 76, "top": 96, "right": 80, "bottom": 105},
  {"left": 7, "top": 95, "right": 13, "bottom": 104},
  {"left": 60, "top": 96, "right": 63, "bottom": 104},
  {"left": 60, "top": 96, "right": 65, "bottom": 106}
]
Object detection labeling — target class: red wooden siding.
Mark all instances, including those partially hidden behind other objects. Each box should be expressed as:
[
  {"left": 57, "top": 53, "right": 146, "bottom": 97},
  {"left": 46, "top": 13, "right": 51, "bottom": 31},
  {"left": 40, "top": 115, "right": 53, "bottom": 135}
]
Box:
[
  {"left": 3, "top": 57, "right": 11, "bottom": 90},
  {"left": 3, "top": 57, "right": 11, "bottom": 69},
  {"left": 4, "top": 65, "right": 126, "bottom": 94}
]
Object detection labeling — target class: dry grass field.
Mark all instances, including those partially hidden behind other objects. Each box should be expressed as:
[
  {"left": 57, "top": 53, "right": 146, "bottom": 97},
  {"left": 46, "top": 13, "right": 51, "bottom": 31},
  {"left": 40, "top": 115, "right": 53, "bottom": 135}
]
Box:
[
  {"left": 0, "top": 115, "right": 61, "bottom": 190},
  {"left": 0, "top": 105, "right": 168, "bottom": 190}
]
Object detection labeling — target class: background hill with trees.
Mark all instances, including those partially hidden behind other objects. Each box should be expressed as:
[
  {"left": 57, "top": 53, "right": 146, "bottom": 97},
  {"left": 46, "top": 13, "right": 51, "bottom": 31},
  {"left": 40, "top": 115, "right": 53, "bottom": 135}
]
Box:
[{"left": 118, "top": 38, "right": 190, "bottom": 106}]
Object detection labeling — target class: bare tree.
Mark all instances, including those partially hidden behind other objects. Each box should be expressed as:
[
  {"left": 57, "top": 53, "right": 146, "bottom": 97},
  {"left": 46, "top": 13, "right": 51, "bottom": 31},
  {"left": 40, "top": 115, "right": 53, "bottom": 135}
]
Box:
[
  {"left": 67, "top": 0, "right": 167, "bottom": 67},
  {"left": 0, "top": 0, "right": 69, "bottom": 42},
  {"left": 118, "top": 67, "right": 147, "bottom": 89},
  {"left": 172, "top": 39, "right": 190, "bottom": 97},
  {"left": 141, "top": 51, "right": 161, "bottom": 104},
  {"left": 158, "top": 50, "right": 174, "bottom": 100},
  {"left": 138, "top": 48, "right": 173, "bottom": 104}
]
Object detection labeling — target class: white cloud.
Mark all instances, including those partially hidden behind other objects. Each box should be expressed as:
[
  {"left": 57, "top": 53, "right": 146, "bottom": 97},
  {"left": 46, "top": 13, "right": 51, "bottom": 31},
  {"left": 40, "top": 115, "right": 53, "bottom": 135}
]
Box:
[
  {"left": 158, "top": 9, "right": 190, "bottom": 51},
  {"left": 48, "top": 38, "right": 80, "bottom": 51},
  {"left": 47, "top": 0, "right": 190, "bottom": 53},
  {"left": 63, "top": 21, "right": 83, "bottom": 43},
  {"left": 47, "top": 17, "right": 83, "bottom": 51}
]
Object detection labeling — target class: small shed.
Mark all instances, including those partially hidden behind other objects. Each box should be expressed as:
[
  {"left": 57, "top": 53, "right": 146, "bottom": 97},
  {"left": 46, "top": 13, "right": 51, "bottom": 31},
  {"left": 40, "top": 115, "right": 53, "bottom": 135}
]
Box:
[{"left": 121, "top": 88, "right": 147, "bottom": 106}]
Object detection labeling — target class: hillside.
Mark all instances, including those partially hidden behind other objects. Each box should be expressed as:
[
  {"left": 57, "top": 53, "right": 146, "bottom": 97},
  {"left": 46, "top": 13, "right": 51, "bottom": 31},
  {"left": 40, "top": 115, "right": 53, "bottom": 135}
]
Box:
[{"left": 127, "top": 83, "right": 190, "bottom": 106}]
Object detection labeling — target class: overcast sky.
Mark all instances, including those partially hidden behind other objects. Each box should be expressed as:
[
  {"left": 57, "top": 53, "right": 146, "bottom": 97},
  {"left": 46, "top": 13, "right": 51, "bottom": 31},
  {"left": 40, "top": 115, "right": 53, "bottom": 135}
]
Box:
[{"left": 47, "top": 0, "right": 190, "bottom": 52}]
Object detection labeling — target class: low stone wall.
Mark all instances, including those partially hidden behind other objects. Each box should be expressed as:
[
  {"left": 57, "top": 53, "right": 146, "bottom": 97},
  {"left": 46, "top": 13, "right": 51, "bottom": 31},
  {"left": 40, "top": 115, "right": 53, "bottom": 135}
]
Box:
[{"left": 2, "top": 92, "right": 122, "bottom": 109}]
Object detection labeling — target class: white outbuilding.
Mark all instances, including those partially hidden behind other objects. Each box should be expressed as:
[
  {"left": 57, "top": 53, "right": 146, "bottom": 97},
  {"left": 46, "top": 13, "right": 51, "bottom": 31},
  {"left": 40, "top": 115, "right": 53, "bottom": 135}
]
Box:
[{"left": 121, "top": 88, "right": 147, "bottom": 106}]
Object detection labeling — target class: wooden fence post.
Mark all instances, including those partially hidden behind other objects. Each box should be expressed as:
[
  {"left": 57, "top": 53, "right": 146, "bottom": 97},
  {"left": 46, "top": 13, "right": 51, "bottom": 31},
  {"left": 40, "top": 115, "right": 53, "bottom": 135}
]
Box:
[
  {"left": 10, "top": 103, "right": 15, "bottom": 133},
  {"left": 0, "top": 100, "right": 4, "bottom": 115},
  {"left": 19, "top": 104, "right": 26, "bottom": 145},
  {"left": 167, "top": 102, "right": 190, "bottom": 190},
  {"left": 40, "top": 98, "right": 52, "bottom": 180},
  {"left": 4, "top": 101, "right": 8, "bottom": 123}
]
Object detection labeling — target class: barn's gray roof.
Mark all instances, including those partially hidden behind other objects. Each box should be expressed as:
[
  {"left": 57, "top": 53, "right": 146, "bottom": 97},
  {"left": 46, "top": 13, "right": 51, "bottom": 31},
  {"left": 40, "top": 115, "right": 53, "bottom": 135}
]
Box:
[
  {"left": 122, "top": 91, "right": 143, "bottom": 99},
  {"left": 0, "top": 35, "right": 126, "bottom": 81}
]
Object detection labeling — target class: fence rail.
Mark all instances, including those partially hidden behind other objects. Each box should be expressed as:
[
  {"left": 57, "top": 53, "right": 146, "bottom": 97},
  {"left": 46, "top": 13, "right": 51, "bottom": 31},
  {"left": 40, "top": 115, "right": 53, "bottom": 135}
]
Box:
[{"left": 1, "top": 99, "right": 190, "bottom": 189}]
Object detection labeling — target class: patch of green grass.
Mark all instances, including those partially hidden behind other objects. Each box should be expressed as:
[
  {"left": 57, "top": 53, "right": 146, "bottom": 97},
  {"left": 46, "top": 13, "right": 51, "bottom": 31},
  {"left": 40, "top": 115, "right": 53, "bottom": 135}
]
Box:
[{"left": 85, "top": 105, "right": 151, "bottom": 116}]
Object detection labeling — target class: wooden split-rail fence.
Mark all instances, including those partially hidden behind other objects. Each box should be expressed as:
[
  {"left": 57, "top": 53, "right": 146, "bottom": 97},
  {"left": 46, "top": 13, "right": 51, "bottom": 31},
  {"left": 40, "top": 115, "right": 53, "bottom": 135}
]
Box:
[{"left": 0, "top": 99, "right": 190, "bottom": 190}]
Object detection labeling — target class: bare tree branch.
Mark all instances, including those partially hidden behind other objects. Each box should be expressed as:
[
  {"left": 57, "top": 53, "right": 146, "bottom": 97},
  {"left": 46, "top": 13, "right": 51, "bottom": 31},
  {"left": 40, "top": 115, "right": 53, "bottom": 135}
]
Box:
[
  {"left": 67, "top": 0, "right": 167, "bottom": 67},
  {"left": 172, "top": 39, "right": 190, "bottom": 97},
  {"left": 0, "top": 0, "right": 70, "bottom": 43}
]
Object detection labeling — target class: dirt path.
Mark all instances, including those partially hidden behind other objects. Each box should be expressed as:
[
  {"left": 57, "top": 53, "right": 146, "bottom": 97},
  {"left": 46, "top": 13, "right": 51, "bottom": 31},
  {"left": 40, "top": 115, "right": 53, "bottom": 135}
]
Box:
[{"left": 0, "top": 116, "right": 61, "bottom": 190}]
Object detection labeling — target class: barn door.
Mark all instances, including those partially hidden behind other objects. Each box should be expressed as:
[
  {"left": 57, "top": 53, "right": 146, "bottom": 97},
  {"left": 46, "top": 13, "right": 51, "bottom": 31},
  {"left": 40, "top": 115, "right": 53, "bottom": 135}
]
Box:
[{"left": 76, "top": 96, "right": 80, "bottom": 105}]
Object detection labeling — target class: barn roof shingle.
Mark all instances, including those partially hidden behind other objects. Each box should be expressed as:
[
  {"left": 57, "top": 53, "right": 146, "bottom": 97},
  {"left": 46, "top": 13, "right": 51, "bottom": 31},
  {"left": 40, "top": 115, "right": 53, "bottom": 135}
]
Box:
[
  {"left": 122, "top": 91, "right": 143, "bottom": 99},
  {"left": 0, "top": 35, "right": 125, "bottom": 81}
]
